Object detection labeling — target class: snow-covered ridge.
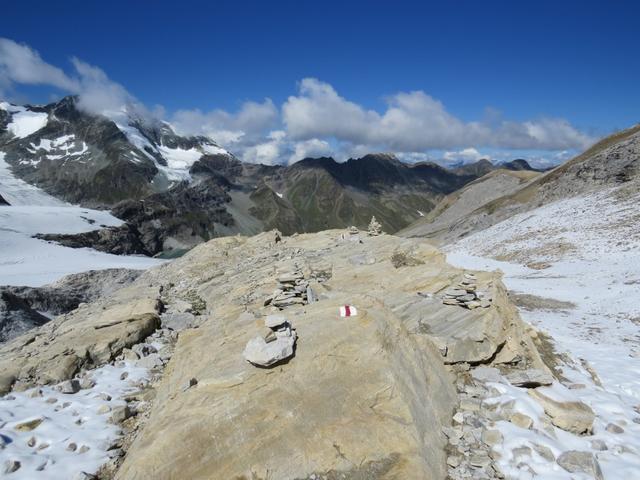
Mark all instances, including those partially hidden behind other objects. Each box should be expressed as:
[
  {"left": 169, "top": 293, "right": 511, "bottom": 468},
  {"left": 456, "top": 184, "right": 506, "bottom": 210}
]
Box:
[{"left": 101, "top": 106, "right": 229, "bottom": 182}]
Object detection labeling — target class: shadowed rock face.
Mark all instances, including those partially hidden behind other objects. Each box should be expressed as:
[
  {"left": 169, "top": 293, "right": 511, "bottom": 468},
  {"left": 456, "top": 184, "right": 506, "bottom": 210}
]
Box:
[
  {"left": 0, "top": 193, "right": 9, "bottom": 205},
  {"left": 0, "top": 269, "right": 143, "bottom": 345}
]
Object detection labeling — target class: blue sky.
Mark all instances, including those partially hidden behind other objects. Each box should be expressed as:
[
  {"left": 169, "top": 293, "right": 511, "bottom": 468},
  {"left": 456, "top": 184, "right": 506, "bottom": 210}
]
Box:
[{"left": 1, "top": 0, "right": 638, "bottom": 165}]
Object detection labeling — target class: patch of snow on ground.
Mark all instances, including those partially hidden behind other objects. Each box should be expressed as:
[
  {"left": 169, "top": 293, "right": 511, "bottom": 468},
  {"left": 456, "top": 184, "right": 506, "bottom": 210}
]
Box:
[
  {"left": 0, "top": 362, "right": 149, "bottom": 479},
  {"left": 1, "top": 103, "right": 48, "bottom": 139},
  {"left": 447, "top": 186, "right": 640, "bottom": 478},
  {"left": 275, "top": 192, "right": 284, "bottom": 199}
]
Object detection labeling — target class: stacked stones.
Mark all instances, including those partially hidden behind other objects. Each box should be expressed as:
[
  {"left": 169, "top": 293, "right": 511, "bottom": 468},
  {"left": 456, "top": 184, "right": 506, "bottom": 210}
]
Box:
[
  {"left": 243, "top": 314, "right": 297, "bottom": 367},
  {"left": 443, "top": 273, "right": 491, "bottom": 309},
  {"left": 266, "top": 268, "right": 316, "bottom": 309},
  {"left": 367, "top": 216, "right": 383, "bottom": 236}
]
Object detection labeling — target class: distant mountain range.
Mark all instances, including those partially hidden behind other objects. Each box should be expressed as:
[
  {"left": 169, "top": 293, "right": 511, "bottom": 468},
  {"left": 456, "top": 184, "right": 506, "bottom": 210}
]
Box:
[{"left": 0, "top": 96, "right": 538, "bottom": 256}]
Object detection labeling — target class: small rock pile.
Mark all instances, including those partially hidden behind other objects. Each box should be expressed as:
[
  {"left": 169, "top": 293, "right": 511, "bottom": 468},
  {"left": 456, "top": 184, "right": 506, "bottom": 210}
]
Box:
[
  {"left": 243, "top": 314, "right": 297, "bottom": 367},
  {"left": 443, "top": 273, "right": 491, "bottom": 309},
  {"left": 367, "top": 216, "right": 383, "bottom": 236},
  {"left": 266, "top": 268, "right": 316, "bottom": 309}
]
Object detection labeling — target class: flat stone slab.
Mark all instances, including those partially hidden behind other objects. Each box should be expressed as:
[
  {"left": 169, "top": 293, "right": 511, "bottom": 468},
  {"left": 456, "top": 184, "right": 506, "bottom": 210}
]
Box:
[{"left": 506, "top": 369, "right": 554, "bottom": 388}]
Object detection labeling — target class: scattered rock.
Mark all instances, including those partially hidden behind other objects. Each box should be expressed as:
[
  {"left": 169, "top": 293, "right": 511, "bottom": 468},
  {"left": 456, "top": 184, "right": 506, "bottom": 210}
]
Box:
[
  {"left": 110, "top": 405, "right": 133, "bottom": 424},
  {"left": 557, "top": 450, "right": 604, "bottom": 479},
  {"left": 529, "top": 388, "right": 595, "bottom": 434},
  {"left": 481, "top": 429, "right": 503, "bottom": 446},
  {"left": 591, "top": 439, "right": 608, "bottom": 451},
  {"left": 58, "top": 378, "right": 81, "bottom": 394},
  {"left": 14, "top": 417, "right": 44, "bottom": 431},
  {"left": 505, "top": 369, "right": 554, "bottom": 388},
  {"left": 4, "top": 459, "right": 20, "bottom": 474},
  {"left": 605, "top": 422, "right": 624, "bottom": 434},
  {"left": 509, "top": 412, "right": 533, "bottom": 429}
]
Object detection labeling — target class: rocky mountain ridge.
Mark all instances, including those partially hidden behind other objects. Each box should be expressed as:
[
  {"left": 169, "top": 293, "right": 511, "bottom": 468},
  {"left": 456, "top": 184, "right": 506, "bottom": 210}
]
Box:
[{"left": 1, "top": 96, "right": 540, "bottom": 256}]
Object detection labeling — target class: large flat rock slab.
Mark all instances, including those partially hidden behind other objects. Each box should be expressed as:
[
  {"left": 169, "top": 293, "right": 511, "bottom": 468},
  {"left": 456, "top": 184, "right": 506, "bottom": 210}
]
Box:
[{"left": 0, "top": 284, "right": 161, "bottom": 391}]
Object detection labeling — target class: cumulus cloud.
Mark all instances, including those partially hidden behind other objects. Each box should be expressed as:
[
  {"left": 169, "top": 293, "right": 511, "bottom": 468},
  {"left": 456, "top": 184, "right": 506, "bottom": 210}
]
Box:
[
  {"left": 0, "top": 38, "right": 596, "bottom": 167},
  {"left": 171, "top": 99, "right": 278, "bottom": 145},
  {"left": 0, "top": 38, "right": 139, "bottom": 115},
  {"left": 282, "top": 78, "right": 594, "bottom": 153},
  {"left": 0, "top": 38, "right": 79, "bottom": 93},
  {"left": 443, "top": 147, "right": 489, "bottom": 164}
]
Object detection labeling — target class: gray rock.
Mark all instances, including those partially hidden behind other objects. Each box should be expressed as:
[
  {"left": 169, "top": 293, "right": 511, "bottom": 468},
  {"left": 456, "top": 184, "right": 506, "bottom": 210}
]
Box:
[
  {"left": 470, "top": 366, "right": 503, "bottom": 383},
  {"left": 79, "top": 377, "right": 96, "bottom": 390},
  {"left": 265, "top": 314, "right": 287, "bottom": 329},
  {"left": 137, "top": 353, "right": 163, "bottom": 369},
  {"left": 557, "top": 451, "right": 604, "bottom": 480},
  {"left": 132, "top": 343, "right": 157, "bottom": 358},
  {"left": 605, "top": 422, "right": 624, "bottom": 434},
  {"left": 306, "top": 286, "right": 317, "bottom": 303},
  {"left": 161, "top": 311, "right": 197, "bottom": 331},
  {"left": 4, "top": 459, "right": 21, "bottom": 473},
  {"left": 110, "top": 405, "right": 133, "bottom": 424},
  {"left": 445, "top": 289, "right": 467, "bottom": 297},
  {"left": 59, "top": 379, "right": 81, "bottom": 394},
  {"left": 590, "top": 439, "right": 608, "bottom": 451},
  {"left": 506, "top": 369, "right": 554, "bottom": 388},
  {"left": 243, "top": 332, "right": 296, "bottom": 367}
]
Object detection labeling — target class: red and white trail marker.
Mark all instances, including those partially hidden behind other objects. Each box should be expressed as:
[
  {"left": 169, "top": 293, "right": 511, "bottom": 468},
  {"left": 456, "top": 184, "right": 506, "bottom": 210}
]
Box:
[{"left": 339, "top": 305, "right": 358, "bottom": 317}]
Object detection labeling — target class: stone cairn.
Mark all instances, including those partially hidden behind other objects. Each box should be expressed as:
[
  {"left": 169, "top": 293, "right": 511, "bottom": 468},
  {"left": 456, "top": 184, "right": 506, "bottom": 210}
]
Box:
[
  {"left": 367, "top": 216, "right": 383, "bottom": 236},
  {"left": 443, "top": 273, "right": 491, "bottom": 309},
  {"left": 243, "top": 314, "right": 297, "bottom": 367},
  {"left": 265, "top": 267, "right": 316, "bottom": 309}
]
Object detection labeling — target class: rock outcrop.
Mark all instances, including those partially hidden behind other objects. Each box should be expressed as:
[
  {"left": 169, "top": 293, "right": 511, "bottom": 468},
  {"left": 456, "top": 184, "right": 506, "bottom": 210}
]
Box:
[
  {"left": 0, "top": 284, "right": 161, "bottom": 393},
  {"left": 0, "top": 269, "right": 143, "bottom": 343},
  {"left": 0, "top": 230, "right": 548, "bottom": 479}
]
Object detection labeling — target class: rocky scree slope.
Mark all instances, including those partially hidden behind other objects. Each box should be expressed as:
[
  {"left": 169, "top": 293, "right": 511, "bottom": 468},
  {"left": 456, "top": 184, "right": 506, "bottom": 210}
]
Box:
[
  {"left": 1, "top": 97, "right": 497, "bottom": 256},
  {"left": 0, "top": 228, "right": 555, "bottom": 479},
  {"left": 399, "top": 168, "right": 541, "bottom": 243}
]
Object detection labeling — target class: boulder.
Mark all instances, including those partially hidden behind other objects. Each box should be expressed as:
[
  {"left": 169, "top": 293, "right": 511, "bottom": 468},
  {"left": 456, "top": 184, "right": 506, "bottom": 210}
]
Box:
[
  {"left": 529, "top": 387, "right": 595, "bottom": 434},
  {"left": 161, "top": 312, "right": 198, "bottom": 331},
  {"left": 58, "top": 379, "right": 81, "bottom": 394},
  {"left": 557, "top": 451, "right": 603, "bottom": 479},
  {"left": 242, "top": 333, "right": 296, "bottom": 367}
]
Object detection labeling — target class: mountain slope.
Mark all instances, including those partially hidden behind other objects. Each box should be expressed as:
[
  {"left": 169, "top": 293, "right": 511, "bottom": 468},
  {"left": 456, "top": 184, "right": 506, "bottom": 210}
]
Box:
[
  {"left": 402, "top": 124, "right": 640, "bottom": 244},
  {"left": 247, "top": 154, "right": 476, "bottom": 234},
  {"left": 399, "top": 168, "right": 540, "bottom": 242}
]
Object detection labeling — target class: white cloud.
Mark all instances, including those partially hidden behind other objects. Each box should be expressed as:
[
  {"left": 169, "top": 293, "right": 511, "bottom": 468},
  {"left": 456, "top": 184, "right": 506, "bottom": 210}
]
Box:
[
  {"left": 0, "top": 38, "right": 79, "bottom": 94},
  {"left": 289, "top": 138, "right": 332, "bottom": 164},
  {"left": 0, "top": 38, "right": 597, "bottom": 166},
  {"left": 443, "top": 147, "right": 489, "bottom": 164},
  {"left": 282, "top": 78, "right": 594, "bottom": 153},
  {"left": 171, "top": 99, "right": 278, "bottom": 145}
]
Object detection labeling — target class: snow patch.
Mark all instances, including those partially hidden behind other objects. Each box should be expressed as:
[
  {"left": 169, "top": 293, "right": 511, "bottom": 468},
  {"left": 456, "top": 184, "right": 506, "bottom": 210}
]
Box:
[
  {"left": 1, "top": 103, "right": 48, "bottom": 139},
  {"left": 447, "top": 185, "right": 640, "bottom": 478},
  {"left": 0, "top": 362, "right": 149, "bottom": 479}
]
